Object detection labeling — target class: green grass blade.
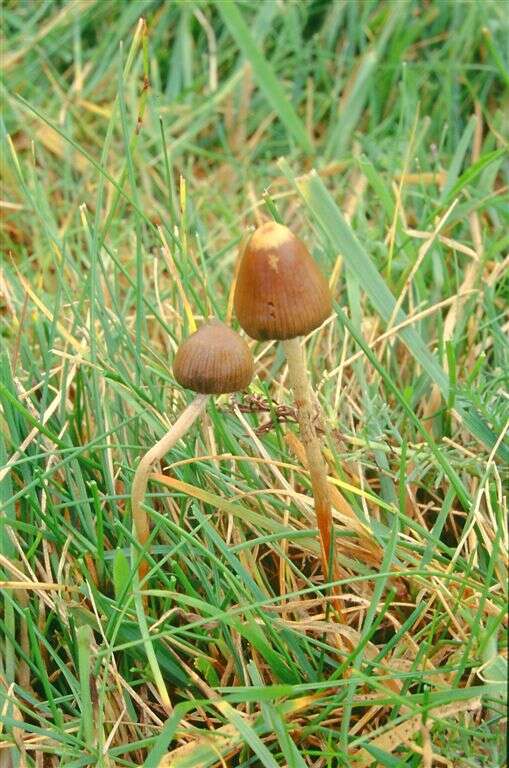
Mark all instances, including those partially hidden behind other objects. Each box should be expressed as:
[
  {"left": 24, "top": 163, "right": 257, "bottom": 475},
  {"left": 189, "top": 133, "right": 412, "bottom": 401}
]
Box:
[{"left": 215, "top": 0, "right": 313, "bottom": 153}]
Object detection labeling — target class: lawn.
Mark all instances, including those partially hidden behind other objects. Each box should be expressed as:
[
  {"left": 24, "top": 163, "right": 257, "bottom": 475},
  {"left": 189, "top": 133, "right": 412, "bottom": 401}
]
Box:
[{"left": 1, "top": 1, "right": 508, "bottom": 766}]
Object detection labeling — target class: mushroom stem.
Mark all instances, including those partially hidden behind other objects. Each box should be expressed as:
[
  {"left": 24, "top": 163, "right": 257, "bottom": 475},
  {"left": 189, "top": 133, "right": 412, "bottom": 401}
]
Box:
[
  {"left": 282, "top": 337, "right": 337, "bottom": 596},
  {"left": 131, "top": 393, "right": 209, "bottom": 580}
]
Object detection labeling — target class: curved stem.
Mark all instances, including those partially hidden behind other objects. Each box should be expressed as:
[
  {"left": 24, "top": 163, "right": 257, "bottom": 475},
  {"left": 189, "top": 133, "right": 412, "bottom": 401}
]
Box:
[
  {"left": 131, "top": 393, "right": 209, "bottom": 580},
  {"left": 283, "top": 338, "right": 342, "bottom": 614}
]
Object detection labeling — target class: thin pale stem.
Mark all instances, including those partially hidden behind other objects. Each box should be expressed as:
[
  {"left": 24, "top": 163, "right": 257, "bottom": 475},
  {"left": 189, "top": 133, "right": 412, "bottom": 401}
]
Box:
[
  {"left": 283, "top": 337, "right": 342, "bottom": 613},
  {"left": 131, "top": 393, "right": 209, "bottom": 580}
]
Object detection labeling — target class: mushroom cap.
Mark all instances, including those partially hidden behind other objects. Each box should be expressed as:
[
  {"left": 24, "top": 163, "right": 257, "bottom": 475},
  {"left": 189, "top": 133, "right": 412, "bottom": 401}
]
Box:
[
  {"left": 173, "top": 320, "right": 253, "bottom": 394},
  {"left": 233, "top": 221, "right": 332, "bottom": 340}
]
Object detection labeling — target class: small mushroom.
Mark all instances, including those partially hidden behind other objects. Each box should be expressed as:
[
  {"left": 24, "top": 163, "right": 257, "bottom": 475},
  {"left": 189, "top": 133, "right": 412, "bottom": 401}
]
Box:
[
  {"left": 173, "top": 319, "right": 254, "bottom": 395},
  {"left": 234, "top": 221, "right": 337, "bottom": 594},
  {"left": 131, "top": 320, "right": 253, "bottom": 580}
]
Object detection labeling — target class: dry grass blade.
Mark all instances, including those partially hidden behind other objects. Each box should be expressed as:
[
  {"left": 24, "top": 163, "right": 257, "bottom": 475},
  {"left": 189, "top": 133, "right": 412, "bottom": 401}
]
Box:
[
  {"left": 2, "top": 2, "right": 507, "bottom": 765},
  {"left": 352, "top": 698, "right": 482, "bottom": 767}
]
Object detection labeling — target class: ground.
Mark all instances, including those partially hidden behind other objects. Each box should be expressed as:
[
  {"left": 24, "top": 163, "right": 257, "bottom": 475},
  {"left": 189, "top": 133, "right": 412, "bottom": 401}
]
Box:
[{"left": 0, "top": 1, "right": 508, "bottom": 766}]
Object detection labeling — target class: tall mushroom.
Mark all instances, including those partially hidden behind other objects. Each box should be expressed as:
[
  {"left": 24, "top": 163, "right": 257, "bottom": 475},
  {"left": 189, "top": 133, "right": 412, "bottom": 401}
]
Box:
[
  {"left": 233, "top": 221, "right": 337, "bottom": 593},
  {"left": 131, "top": 319, "right": 253, "bottom": 580}
]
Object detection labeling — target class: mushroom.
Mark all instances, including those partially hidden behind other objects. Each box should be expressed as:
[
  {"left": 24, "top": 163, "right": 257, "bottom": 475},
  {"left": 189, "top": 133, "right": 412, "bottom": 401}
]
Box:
[
  {"left": 131, "top": 319, "right": 254, "bottom": 580},
  {"left": 234, "top": 221, "right": 337, "bottom": 592}
]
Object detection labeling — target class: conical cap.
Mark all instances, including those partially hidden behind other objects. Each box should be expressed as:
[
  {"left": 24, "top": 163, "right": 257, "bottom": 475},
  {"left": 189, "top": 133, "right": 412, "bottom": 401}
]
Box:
[{"left": 234, "top": 222, "right": 332, "bottom": 340}]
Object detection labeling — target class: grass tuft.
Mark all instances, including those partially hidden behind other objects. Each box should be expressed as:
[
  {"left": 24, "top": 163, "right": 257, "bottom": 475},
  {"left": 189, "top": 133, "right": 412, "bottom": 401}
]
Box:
[{"left": 1, "top": 1, "right": 508, "bottom": 766}]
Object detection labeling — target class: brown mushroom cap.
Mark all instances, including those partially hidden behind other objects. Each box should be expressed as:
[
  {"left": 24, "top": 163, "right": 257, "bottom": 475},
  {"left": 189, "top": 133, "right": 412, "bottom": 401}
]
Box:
[
  {"left": 233, "top": 221, "right": 332, "bottom": 341},
  {"left": 173, "top": 320, "right": 254, "bottom": 394}
]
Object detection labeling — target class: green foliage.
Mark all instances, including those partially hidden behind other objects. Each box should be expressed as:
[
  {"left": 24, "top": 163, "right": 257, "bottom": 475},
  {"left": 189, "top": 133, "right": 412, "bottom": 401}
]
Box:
[{"left": 1, "top": 1, "right": 508, "bottom": 766}]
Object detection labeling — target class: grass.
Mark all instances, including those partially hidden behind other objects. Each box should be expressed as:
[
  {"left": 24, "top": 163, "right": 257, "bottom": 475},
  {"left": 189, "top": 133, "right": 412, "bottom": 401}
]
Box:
[{"left": 1, "top": 0, "right": 508, "bottom": 765}]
